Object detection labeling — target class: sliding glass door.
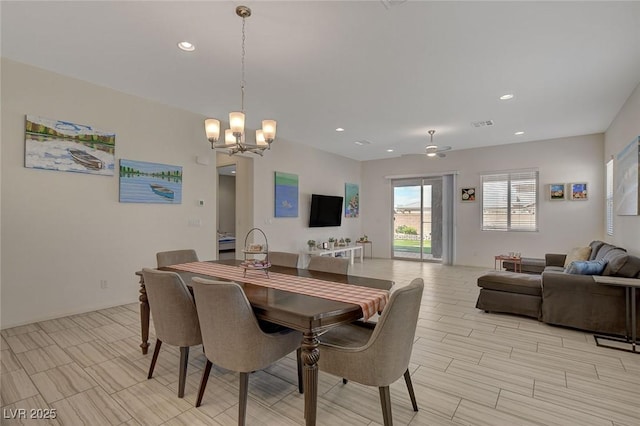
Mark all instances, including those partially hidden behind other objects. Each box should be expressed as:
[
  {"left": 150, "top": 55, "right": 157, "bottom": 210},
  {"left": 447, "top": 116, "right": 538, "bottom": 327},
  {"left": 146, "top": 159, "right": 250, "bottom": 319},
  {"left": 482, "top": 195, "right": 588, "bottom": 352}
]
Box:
[{"left": 392, "top": 177, "right": 444, "bottom": 262}]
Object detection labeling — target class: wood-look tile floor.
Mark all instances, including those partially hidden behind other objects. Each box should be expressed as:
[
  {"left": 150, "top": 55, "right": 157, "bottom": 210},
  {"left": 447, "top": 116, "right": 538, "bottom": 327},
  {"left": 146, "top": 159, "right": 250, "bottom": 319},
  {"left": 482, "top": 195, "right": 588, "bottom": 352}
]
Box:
[{"left": 2, "top": 259, "right": 640, "bottom": 425}]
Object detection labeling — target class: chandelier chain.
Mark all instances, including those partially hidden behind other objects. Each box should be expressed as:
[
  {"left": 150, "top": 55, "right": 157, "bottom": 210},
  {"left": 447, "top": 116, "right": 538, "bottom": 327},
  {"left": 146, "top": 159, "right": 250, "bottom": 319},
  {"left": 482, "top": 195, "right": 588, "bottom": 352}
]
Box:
[{"left": 240, "top": 15, "right": 246, "bottom": 112}]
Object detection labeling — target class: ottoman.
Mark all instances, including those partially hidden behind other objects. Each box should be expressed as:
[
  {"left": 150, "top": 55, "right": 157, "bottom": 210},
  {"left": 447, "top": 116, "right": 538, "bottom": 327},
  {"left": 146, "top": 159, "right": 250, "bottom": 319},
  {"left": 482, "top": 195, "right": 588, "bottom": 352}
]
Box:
[{"left": 476, "top": 271, "right": 542, "bottom": 319}]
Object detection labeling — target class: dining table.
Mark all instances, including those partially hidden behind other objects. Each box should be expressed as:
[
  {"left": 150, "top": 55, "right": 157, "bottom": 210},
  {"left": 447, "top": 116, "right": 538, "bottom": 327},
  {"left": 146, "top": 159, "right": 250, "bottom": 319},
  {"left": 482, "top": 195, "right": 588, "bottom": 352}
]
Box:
[{"left": 135, "top": 259, "right": 393, "bottom": 426}]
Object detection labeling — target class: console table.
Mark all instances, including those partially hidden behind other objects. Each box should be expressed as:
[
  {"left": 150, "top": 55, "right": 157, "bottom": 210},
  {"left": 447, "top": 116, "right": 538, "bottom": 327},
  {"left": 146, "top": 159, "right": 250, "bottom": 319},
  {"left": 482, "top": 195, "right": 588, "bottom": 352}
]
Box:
[
  {"left": 303, "top": 245, "right": 364, "bottom": 265},
  {"left": 593, "top": 275, "right": 640, "bottom": 353}
]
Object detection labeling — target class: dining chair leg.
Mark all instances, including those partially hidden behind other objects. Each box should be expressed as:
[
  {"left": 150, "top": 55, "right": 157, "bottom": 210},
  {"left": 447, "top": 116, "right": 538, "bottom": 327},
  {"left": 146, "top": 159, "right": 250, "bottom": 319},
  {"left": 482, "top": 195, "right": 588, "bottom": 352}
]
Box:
[
  {"left": 403, "top": 369, "right": 418, "bottom": 411},
  {"left": 147, "top": 339, "right": 162, "bottom": 379},
  {"left": 195, "top": 360, "right": 213, "bottom": 407},
  {"left": 379, "top": 386, "right": 393, "bottom": 426},
  {"left": 178, "top": 346, "right": 189, "bottom": 398},
  {"left": 239, "top": 372, "right": 249, "bottom": 426},
  {"left": 296, "top": 348, "right": 303, "bottom": 393}
]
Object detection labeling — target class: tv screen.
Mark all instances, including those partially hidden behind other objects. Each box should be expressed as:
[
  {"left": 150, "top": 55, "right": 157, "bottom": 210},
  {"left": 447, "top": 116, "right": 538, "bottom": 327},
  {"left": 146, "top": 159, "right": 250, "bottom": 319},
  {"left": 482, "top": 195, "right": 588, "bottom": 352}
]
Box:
[{"left": 309, "top": 194, "right": 343, "bottom": 227}]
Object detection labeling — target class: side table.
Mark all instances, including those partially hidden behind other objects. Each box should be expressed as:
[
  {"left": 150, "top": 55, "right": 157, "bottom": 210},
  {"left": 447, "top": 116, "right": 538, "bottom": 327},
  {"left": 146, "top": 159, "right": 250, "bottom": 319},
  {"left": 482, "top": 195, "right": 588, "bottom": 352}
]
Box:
[
  {"left": 495, "top": 255, "right": 522, "bottom": 273},
  {"left": 593, "top": 276, "right": 640, "bottom": 353},
  {"left": 356, "top": 240, "right": 373, "bottom": 259}
]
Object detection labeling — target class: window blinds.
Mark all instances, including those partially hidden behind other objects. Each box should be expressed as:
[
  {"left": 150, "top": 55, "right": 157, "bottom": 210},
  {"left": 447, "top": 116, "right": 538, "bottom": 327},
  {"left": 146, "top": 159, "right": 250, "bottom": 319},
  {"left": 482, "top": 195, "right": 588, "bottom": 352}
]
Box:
[{"left": 481, "top": 170, "right": 539, "bottom": 231}]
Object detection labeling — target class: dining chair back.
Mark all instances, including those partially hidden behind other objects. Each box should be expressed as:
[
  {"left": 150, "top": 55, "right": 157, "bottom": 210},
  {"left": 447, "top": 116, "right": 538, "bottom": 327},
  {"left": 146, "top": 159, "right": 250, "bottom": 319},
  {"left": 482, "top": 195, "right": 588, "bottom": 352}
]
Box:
[
  {"left": 308, "top": 256, "right": 349, "bottom": 274},
  {"left": 317, "top": 278, "right": 424, "bottom": 425},
  {"left": 191, "top": 277, "right": 302, "bottom": 424},
  {"left": 141, "top": 268, "right": 202, "bottom": 398},
  {"left": 156, "top": 249, "right": 199, "bottom": 267},
  {"left": 268, "top": 251, "right": 299, "bottom": 268}
]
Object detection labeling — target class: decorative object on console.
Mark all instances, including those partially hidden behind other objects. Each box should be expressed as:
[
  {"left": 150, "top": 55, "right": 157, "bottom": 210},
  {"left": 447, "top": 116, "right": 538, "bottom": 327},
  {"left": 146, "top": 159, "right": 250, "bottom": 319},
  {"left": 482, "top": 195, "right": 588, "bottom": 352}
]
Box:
[
  {"left": 203, "top": 6, "right": 276, "bottom": 155},
  {"left": 461, "top": 187, "right": 475, "bottom": 202},
  {"left": 569, "top": 182, "right": 588, "bottom": 200},
  {"left": 345, "top": 183, "right": 360, "bottom": 218},
  {"left": 328, "top": 237, "right": 336, "bottom": 250},
  {"left": 615, "top": 136, "right": 639, "bottom": 215},
  {"left": 274, "top": 172, "right": 298, "bottom": 217},
  {"left": 345, "top": 237, "right": 351, "bottom": 246},
  {"left": 307, "top": 240, "right": 316, "bottom": 250},
  {"left": 119, "top": 159, "right": 182, "bottom": 204},
  {"left": 25, "top": 115, "right": 116, "bottom": 176},
  {"left": 548, "top": 183, "right": 566, "bottom": 200}
]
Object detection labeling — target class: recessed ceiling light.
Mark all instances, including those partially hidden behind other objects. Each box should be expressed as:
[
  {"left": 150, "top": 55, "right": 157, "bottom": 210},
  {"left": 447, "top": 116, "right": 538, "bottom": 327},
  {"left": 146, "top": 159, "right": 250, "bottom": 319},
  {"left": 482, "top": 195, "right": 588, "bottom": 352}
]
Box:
[
  {"left": 177, "top": 41, "right": 195, "bottom": 52},
  {"left": 499, "top": 93, "right": 514, "bottom": 100},
  {"left": 514, "top": 131, "right": 525, "bottom": 135},
  {"left": 335, "top": 128, "right": 345, "bottom": 132},
  {"left": 386, "top": 149, "right": 394, "bottom": 152}
]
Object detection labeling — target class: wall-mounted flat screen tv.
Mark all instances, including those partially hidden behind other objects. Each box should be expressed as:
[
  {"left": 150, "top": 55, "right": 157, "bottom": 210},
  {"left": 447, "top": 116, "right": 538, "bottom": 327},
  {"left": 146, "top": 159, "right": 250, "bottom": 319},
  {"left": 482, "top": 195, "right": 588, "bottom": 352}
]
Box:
[{"left": 309, "top": 194, "right": 343, "bottom": 227}]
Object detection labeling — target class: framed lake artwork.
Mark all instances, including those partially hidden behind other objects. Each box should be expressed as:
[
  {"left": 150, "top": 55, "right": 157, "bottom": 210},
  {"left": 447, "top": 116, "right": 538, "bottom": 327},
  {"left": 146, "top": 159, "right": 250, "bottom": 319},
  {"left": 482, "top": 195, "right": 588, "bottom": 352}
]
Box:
[
  {"left": 345, "top": 183, "right": 359, "bottom": 218},
  {"left": 119, "top": 159, "right": 182, "bottom": 204},
  {"left": 616, "top": 136, "right": 639, "bottom": 215},
  {"left": 569, "top": 182, "right": 588, "bottom": 200},
  {"left": 549, "top": 183, "right": 566, "bottom": 200},
  {"left": 25, "top": 115, "right": 116, "bottom": 176},
  {"left": 274, "top": 171, "right": 298, "bottom": 217}
]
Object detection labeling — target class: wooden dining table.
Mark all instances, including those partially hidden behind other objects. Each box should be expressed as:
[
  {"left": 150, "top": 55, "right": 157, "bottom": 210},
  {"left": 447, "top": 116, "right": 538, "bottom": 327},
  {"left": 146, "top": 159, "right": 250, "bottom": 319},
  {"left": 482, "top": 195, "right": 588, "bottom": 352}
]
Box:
[{"left": 135, "top": 259, "right": 393, "bottom": 426}]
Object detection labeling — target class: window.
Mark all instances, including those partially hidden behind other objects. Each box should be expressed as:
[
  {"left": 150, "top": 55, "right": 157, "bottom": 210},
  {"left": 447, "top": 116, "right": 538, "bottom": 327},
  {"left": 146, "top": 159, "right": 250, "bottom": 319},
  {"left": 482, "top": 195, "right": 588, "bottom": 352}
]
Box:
[
  {"left": 606, "top": 159, "right": 614, "bottom": 236},
  {"left": 481, "top": 170, "right": 539, "bottom": 231}
]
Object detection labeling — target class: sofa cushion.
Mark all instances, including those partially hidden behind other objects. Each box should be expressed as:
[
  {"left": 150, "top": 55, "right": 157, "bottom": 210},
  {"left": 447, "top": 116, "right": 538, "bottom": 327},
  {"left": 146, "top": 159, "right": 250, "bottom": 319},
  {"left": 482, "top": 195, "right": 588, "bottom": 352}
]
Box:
[
  {"left": 588, "top": 240, "right": 606, "bottom": 261},
  {"left": 594, "top": 243, "right": 626, "bottom": 261},
  {"left": 545, "top": 266, "right": 565, "bottom": 273},
  {"left": 565, "top": 259, "right": 608, "bottom": 275},
  {"left": 563, "top": 247, "right": 592, "bottom": 268},
  {"left": 601, "top": 249, "right": 629, "bottom": 275},
  {"left": 477, "top": 272, "right": 542, "bottom": 297},
  {"left": 605, "top": 254, "right": 640, "bottom": 278}
]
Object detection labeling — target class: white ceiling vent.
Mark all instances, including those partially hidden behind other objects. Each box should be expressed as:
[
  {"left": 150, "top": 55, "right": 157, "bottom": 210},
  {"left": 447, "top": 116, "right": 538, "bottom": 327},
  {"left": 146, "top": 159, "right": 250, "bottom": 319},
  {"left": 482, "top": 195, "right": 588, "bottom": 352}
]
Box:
[
  {"left": 471, "top": 120, "right": 494, "bottom": 128},
  {"left": 354, "top": 139, "right": 372, "bottom": 146}
]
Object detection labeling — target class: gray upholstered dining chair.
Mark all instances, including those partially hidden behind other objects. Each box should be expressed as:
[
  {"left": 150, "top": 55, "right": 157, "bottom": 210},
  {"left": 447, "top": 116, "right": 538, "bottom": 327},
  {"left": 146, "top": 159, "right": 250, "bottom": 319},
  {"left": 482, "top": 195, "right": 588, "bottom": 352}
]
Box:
[
  {"left": 141, "top": 268, "right": 202, "bottom": 398},
  {"left": 268, "top": 251, "right": 299, "bottom": 268},
  {"left": 317, "top": 278, "right": 424, "bottom": 426},
  {"left": 156, "top": 249, "right": 199, "bottom": 267},
  {"left": 191, "top": 277, "right": 302, "bottom": 424},
  {"left": 308, "top": 256, "right": 349, "bottom": 274}
]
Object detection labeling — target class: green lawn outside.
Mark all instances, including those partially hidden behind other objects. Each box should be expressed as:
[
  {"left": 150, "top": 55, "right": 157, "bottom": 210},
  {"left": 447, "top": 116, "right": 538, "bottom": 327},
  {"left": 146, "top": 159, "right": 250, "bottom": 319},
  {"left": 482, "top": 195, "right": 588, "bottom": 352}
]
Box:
[{"left": 393, "top": 239, "right": 431, "bottom": 254}]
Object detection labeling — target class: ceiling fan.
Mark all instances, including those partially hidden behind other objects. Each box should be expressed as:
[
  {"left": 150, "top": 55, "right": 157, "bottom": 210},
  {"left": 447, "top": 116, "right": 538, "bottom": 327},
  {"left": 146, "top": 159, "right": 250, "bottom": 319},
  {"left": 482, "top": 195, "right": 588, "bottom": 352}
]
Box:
[{"left": 424, "top": 130, "right": 451, "bottom": 158}]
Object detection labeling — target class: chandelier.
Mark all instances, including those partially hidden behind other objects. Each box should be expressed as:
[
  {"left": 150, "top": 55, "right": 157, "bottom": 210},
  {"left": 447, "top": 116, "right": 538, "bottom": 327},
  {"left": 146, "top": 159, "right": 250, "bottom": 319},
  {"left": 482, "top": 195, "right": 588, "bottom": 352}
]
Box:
[{"left": 204, "top": 6, "right": 276, "bottom": 156}]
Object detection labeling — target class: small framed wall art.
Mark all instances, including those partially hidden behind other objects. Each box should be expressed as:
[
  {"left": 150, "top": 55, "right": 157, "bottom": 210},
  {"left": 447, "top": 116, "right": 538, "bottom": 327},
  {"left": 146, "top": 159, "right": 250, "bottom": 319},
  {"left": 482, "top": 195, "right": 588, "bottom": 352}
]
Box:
[
  {"left": 461, "top": 187, "right": 476, "bottom": 202},
  {"left": 548, "top": 183, "right": 566, "bottom": 200},
  {"left": 569, "top": 182, "right": 588, "bottom": 200}
]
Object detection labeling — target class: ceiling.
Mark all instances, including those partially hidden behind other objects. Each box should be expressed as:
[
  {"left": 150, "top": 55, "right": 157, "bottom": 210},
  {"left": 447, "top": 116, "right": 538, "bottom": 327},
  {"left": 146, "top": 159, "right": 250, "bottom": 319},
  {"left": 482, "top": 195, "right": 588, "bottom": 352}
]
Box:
[{"left": 2, "top": 1, "right": 640, "bottom": 161}]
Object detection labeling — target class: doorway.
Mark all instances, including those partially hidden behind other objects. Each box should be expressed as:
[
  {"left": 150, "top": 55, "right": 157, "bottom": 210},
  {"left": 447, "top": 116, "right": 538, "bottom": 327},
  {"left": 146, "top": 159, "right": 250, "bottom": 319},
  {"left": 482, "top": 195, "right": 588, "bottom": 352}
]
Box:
[
  {"left": 392, "top": 177, "right": 445, "bottom": 262},
  {"left": 217, "top": 164, "right": 236, "bottom": 260}
]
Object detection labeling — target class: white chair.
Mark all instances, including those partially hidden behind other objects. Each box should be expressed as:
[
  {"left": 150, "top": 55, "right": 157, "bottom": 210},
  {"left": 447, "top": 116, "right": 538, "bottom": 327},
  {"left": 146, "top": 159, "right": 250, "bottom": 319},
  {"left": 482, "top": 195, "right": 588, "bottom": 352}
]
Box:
[
  {"left": 317, "top": 278, "right": 424, "bottom": 425},
  {"left": 141, "top": 268, "right": 202, "bottom": 398}
]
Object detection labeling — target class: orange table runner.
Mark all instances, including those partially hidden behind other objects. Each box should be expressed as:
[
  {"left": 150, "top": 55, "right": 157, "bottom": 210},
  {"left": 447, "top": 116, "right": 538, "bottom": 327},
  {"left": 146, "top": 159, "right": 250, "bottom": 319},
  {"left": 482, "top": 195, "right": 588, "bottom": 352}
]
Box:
[{"left": 169, "top": 262, "right": 389, "bottom": 321}]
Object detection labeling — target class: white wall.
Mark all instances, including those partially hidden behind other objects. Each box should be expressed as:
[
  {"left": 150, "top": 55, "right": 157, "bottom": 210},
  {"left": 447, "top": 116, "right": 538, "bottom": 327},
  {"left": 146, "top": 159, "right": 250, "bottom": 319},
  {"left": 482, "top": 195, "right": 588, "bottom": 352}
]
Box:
[
  {"left": 252, "top": 138, "right": 362, "bottom": 256},
  {"left": 362, "top": 134, "right": 605, "bottom": 267},
  {"left": 605, "top": 81, "right": 640, "bottom": 256},
  {"left": 1, "top": 59, "right": 217, "bottom": 328}
]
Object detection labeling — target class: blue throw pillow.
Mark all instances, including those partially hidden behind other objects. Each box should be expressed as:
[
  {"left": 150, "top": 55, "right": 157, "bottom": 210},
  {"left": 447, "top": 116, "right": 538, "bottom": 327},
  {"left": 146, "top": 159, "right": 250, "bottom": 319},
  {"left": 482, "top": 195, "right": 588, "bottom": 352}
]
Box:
[{"left": 565, "top": 259, "right": 608, "bottom": 275}]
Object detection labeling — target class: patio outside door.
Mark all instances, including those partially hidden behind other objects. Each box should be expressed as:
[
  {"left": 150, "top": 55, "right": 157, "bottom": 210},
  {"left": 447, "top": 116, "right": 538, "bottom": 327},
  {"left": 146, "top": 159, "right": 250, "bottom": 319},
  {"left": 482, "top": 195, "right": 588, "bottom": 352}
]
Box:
[{"left": 392, "top": 177, "right": 443, "bottom": 262}]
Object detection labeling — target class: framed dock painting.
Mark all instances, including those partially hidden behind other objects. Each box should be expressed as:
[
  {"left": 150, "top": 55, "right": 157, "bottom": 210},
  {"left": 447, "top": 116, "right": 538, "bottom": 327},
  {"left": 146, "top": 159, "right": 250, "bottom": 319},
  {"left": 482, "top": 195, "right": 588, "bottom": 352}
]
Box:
[
  {"left": 119, "top": 159, "right": 182, "bottom": 204},
  {"left": 25, "top": 115, "right": 116, "bottom": 176},
  {"left": 274, "top": 171, "right": 298, "bottom": 217},
  {"left": 345, "top": 183, "right": 359, "bottom": 217},
  {"left": 616, "top": 136, "right": 639, "bottom": 215}
]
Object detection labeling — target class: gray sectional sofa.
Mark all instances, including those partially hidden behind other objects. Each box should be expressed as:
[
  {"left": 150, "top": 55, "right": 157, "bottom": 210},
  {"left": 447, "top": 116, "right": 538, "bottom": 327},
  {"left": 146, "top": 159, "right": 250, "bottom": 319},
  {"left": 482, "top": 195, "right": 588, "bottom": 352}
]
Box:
[{"left": 476, "top": 240, "right": 640, "bottom": 336}]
